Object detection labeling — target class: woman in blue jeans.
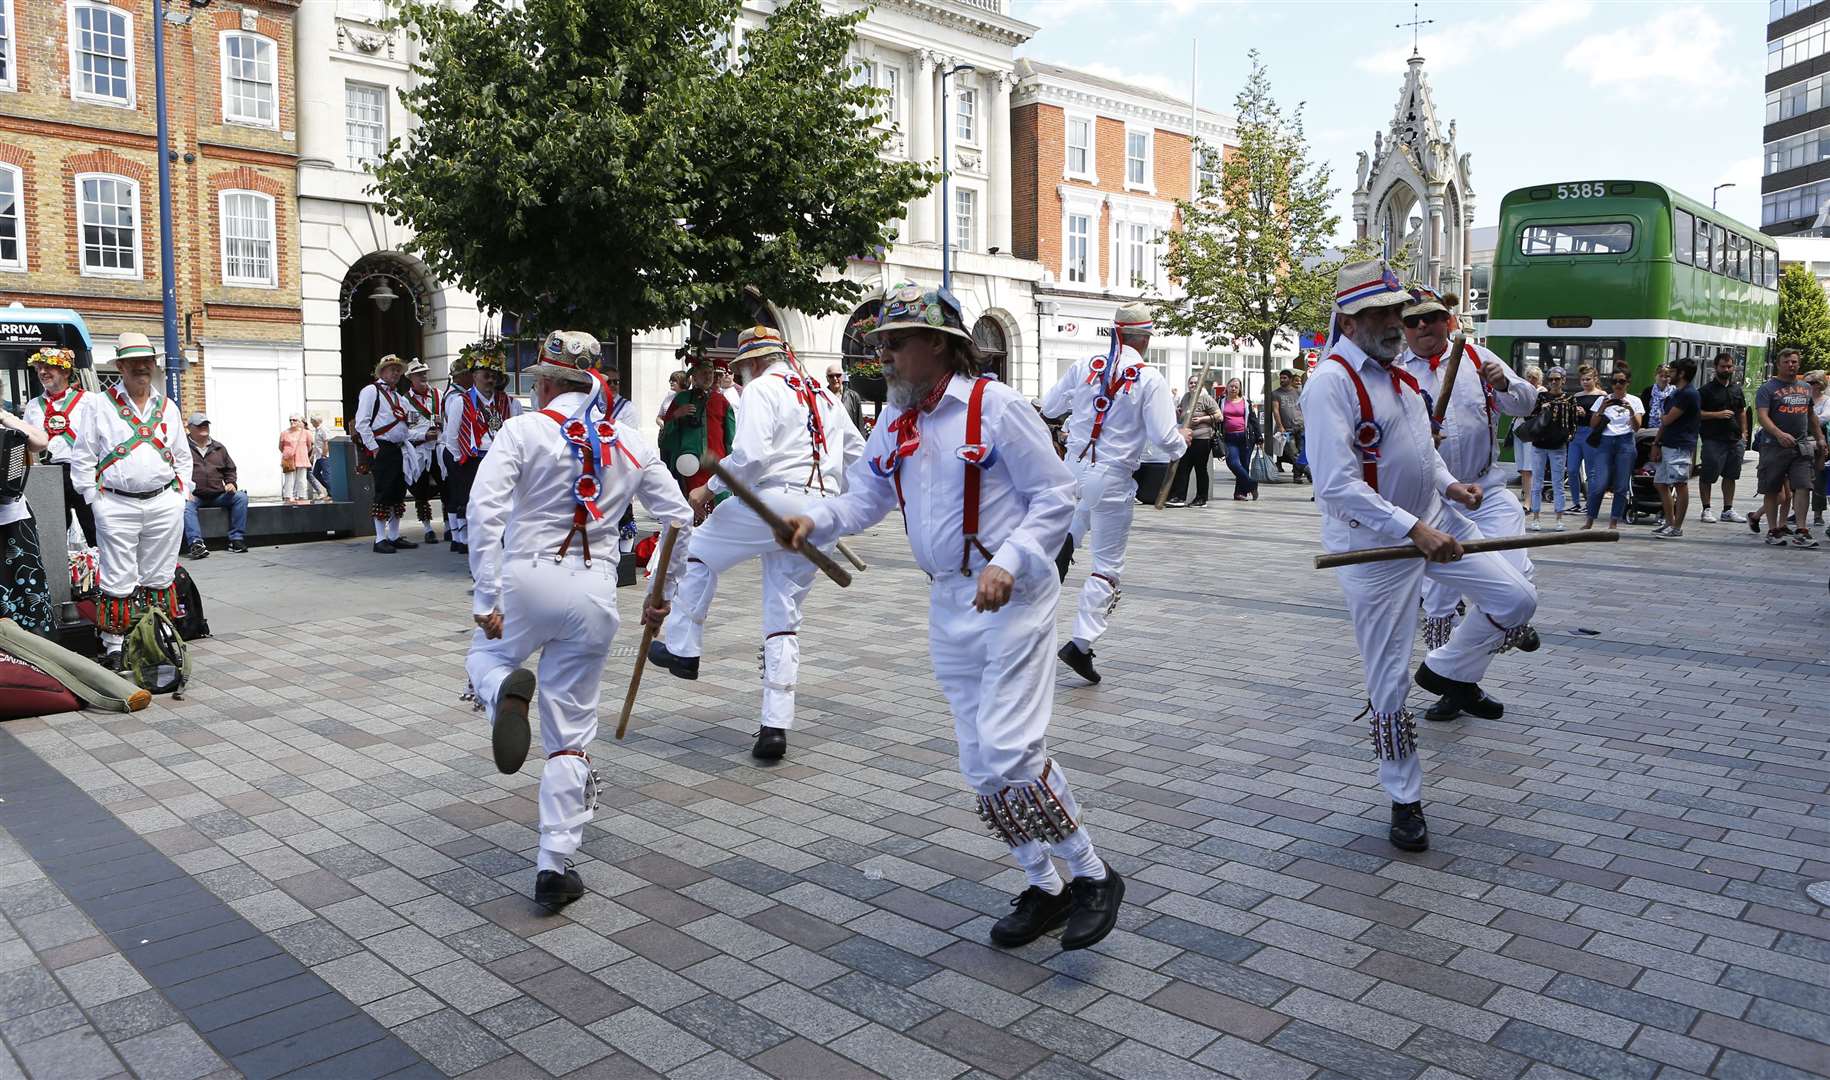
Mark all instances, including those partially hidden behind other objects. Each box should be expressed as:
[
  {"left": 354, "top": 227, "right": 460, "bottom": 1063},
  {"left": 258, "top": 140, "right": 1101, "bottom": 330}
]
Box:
[
  {"left": 1581, "top": 372, "right": 1643, "bottom": 530},
  {"left": 1218, "top": 379, "right": 1260, "bottom": 501}
]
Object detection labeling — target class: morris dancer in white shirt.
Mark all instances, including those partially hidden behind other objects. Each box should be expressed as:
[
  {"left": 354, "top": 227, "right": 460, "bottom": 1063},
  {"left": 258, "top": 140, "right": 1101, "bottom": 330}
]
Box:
[
  {"left": 21, "top": 346, "right": 97, "bottom": 548},
  {"left": 402, "top": 359, "right": 445, "bottom": 545},
  {"left": 1303, "top": 261, "right": 1537, "bottom": 852},
  {"left": 354, "top": 354, "right": 417, "bottom": 553},
  {"left": 465, "top": 331, "right": 691, "bottom": 911},
  {"left": 1397, "top": 288, "right": 1542, "bottom": 722},
  {"left": 68, "top": 333, "right": 192, "bottom": 669},
  {"left": 442, "top": 345, "right": 520, "bottom": 556},
  {"left": 648, "top": 325, "right": 863, "bottom": 762},
  {"left": 1041, "top": 301, "right": 1188, "bottom": 684},
  {"left": 781, "top": 284, "right": 1124, "bottom": 951}
]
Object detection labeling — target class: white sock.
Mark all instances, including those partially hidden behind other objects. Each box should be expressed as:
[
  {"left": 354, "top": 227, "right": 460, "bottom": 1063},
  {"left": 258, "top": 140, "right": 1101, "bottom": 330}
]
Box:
[
  {"left": 386, "top": 515, "right": 401, "bottom": 541},
  {"left": 1071, "top": 637, "right": 1091, "bottom": 652},
  {"left": 536, "top": 849, "right": 566, "bottom": 874},
  {"left": 374, "top": 519, "right": 387, "bottom": 542},
  {"left": 1054, "top": 829, "right": 1107, "bottom": 881},
  {"left": 1011, "top": 840, "right": 1063, "bottom": 894}
]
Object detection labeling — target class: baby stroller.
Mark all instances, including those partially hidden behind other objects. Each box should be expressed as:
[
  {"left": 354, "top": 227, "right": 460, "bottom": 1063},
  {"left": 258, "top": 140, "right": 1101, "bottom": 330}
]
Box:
[{"left": 1625, "top": 431, "right": 1664, "bottom": 525}]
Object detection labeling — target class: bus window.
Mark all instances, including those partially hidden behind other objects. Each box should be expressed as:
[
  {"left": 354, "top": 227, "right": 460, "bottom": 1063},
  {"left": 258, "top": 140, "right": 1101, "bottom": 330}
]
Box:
[
  {"left": 1712, "top": 224, "right": 1729, "bottom": 275},
  {"left": 1510, "top": 340, "right": 1625, "bottom": 374},
  {"left": 1673, "top": 209, "right": 1694, "bottom": 265},
  {"left": 1694, "top": 217, "right": 1711, "bottom": 271},
  {"left": 1735, "top": 235, "right": 1752, "bottom": 281},
  {"left": 1767, "top": 248, "right": 1780, "bottom": 286},
  {"left": 1519, "top": 222, "right": 1633, "bottom": 256}
]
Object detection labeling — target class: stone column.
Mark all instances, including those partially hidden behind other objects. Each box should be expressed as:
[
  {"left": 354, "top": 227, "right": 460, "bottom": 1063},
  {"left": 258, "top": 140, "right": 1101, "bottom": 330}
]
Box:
[
  {"left": 1426, "top": 195, "right": 1445, "bottom": 290},
  {"left": 294, "top": 1, "right": 341, "bottom": 169},
  {"left": 909, "top": 50, "right": 937, "bottom": 245},
  {"left": 990, "top": 72, "right": 1013, "bottom": 254}
]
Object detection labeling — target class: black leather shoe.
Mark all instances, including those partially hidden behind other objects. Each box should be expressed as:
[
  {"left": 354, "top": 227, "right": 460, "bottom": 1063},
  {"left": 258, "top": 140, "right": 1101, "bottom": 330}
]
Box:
[
  {"left": 103, "top": 650, "right": 123, "bottom": 672},
  {"left": 1415, "top": 661, "right": 1503, "bottom": 720},
  {"left": 391, "top": 536, "right": 419, "bottom": 549},
  {"left": 1510, "top": 625, "right": 1541, "bottom": 652},
  {"left": 648, "top": 641, "right": 699, "bottom": 681},
  {"left": 187, "top": 542, "right": 209, "bottom": 560},
  {"left": 752, "top": 727, "right": 787, "bottom": 761},
  {"left": 450, "top": 541, "right": 469, "bottom": 554},
  {"left": 1423, "top": 695, "right": 1460, "bottom": 723},
  {"left": 423, "top": 529, "right": 438, "bottom": 544},
  {"left": 989, "top": 886, "right": 1073, "bottom": 947},
  {"left": 534, "top": 866, "right": 584, "bottom": 911},
  {"left": 1058, "top": 641, "right": 1100, "bottom": 685},
  {"left": 493, "top": 668, "right": 535, "bottom": 774},
  {"left": 373, "top": 539, "right": 396, "bottom": 554},
  {"left": 1055, "top": 536, "right": 1075, "bottom": 583},
  {"left": 227, "top": 538, "right": 247, "bottom": 554},
  {"left": 1060, "top": 862, "right": 1124, "bottom": 950},
  {"left": 1390, "top": 801, "right": 1429, "bottom": 852}
]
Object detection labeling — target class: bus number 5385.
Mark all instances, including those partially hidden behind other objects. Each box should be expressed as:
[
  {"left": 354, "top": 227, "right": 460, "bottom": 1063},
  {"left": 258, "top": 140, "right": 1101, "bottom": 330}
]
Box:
[{"left": 1556, "top": 183, "right": 1605, "bottom": 199}]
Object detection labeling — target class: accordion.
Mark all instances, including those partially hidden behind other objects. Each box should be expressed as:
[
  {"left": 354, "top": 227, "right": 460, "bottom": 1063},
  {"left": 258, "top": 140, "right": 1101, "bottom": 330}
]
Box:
[{"left": 0, "top": 426, "right": 27, "bottom": 502}]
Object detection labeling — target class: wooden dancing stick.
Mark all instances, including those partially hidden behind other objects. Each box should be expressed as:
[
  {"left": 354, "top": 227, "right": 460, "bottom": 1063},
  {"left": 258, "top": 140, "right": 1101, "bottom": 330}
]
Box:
[
  {"left": 1429, "top": 330, "right": 1470, "bottom": 429},
  {"left": 1156, "top": 360, "right": 1216, "bottom": 510},
  {"left": 706, "top": 458, "right": 853, "bottom": 588},
  {"left": 1314, "top": 529, "right": 1616, "bottom": 570},
  {"left": 834, "top": 539, "right": 868, "bottom": 572},
  {"left": 615, "top": 524, "right": 679, "bottom": 740}
]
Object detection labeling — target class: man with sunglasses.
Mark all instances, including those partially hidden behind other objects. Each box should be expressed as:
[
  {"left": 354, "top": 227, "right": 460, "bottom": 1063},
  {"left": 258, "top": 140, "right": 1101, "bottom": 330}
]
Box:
[{"left": 1397, "top": 288, "right": 1541, "bottom": 722}]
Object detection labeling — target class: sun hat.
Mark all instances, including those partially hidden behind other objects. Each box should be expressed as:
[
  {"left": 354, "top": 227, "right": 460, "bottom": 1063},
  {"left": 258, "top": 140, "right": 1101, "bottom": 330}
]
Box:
[
  {"left": 116, "top": 332, "right": 159, "bottom": 364},
  {"left": 526, "top": 330, "right": 601, "bottom": 385},
  {"left": 865, "top": 282, "right": 981, "bottom": 360}
]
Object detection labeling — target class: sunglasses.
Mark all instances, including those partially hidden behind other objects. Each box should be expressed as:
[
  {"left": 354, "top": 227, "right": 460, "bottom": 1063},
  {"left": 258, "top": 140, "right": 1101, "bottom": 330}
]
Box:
[
  {"left": 1402, "top": 312, "right": 1449, "bottom": 329},
  {"left": 1612, "top": 377, "right": 1629, "bottom": 384}
]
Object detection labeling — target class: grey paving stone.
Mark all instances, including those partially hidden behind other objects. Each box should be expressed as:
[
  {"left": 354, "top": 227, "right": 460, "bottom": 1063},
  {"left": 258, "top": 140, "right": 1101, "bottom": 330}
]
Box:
[
  {"left": 312, "top": 951, "right": 415, "bottom": 1006},
  {"left": 506, "top": 1017, "right": 612, "bottom": 1075},
  {"left": 395, "top": 1009, "right": 513, "bottom": 1075},
  {"left": 11, "top": 1024, "right": 125, "bottom": 1080},
  {"left": 830, "top": 1021, "right": 970, "bottom": 1080},
  {"left": 115, "top": 1023, "right": 225, "bottom": 1080},
  {"left": 742, "top": 982, "right": 868, "bottom": 1044},
  {"left": 586, "top": 1005, "right": 713, "bottom": 1073},
  {"left": 53, "top": 953, "right": 149, "bottom": 1008},
  {"left": 816, "top": 972, "right": 945, "bottom": 1032},
  {"left": 86, "top": 989, "right": 185, "bottom": 1042},
  {"left": 666, "top": 993, "right": 795, "bottom": 1059},
  {"left": 1489, "top": 1021, "right": 1658, "bottom": 1080}
]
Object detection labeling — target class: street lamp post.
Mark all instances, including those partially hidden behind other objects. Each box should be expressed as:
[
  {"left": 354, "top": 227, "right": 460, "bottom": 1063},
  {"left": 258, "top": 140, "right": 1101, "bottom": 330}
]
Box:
[
  {"left": 939, "top": 63, "right": 975, "bottom": 292},
  {"left": 1713, "top": 182, "right": 1736, "bottom": 210},
  {"left": 153, "top": 1, "right": 185, "bottom": 404}
]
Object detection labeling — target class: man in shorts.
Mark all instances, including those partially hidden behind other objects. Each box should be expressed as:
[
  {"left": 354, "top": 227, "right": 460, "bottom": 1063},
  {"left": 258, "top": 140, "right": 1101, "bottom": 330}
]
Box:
[
  {"left": 1755, "top": 347, "right": 1827, "bottom": 548},
  {"left": 1696, "top": 351, "right": 1747, "bottom": 523},
  {"left": 1649, "top": 357, "right": 1700, "bottom": 539}
]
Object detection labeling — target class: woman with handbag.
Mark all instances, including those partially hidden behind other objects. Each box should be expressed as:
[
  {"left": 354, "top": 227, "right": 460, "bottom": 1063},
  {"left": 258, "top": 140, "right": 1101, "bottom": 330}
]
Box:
[
  {"left": 1568, "top": 365, "right": 1605, "bottom": 514},
  {"left": 1218, "top": 379, "right": 1260, "bottom": 501},
  {"left": 1581, "top": 372, "right": 1644, "bottom": 530},
  {"left": 1523, "top": 368, "right": 1576, "bottom": 530}
]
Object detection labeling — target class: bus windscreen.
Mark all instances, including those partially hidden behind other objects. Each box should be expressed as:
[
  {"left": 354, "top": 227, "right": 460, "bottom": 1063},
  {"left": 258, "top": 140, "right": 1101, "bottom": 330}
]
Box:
[{"left": 1519, "top": 222, "right": 1634, "bottom": 257}]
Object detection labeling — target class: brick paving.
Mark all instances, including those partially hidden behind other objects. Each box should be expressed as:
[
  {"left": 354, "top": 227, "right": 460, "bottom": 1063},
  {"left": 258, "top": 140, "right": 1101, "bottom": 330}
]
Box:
[{"left": 1, "top": 481, "right": 1827, "bottom": 1080}]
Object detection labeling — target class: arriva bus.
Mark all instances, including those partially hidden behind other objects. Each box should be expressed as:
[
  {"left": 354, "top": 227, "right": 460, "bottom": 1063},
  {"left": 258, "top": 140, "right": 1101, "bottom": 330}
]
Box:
[{"left": 1486, "top": 181, "right": 1777, "bottom": 405}]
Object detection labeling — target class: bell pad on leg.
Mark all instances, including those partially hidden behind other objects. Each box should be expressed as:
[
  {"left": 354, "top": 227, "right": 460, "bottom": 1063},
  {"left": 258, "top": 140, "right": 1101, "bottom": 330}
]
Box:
[
  {"left": 974, "top": 761, "right": 1082, "bottom": 848},
  {"left": 1358, "top": 704, "right": 1417, "bottom": 762}
]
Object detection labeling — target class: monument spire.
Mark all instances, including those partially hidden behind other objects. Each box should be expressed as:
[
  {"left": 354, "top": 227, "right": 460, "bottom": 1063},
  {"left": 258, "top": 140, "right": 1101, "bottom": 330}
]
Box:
[{"left": 1397, "top": 1, "right": 1433, "bottom": 58}]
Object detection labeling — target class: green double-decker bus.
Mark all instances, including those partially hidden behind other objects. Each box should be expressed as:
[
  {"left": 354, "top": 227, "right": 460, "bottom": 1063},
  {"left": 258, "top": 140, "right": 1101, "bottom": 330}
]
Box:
[{"left": 1486, "top": 181, "right": 1777, "bottom": 402}]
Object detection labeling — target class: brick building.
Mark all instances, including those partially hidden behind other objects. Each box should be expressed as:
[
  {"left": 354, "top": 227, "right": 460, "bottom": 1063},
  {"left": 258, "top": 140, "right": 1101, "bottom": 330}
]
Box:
[
  {"left": 1013, "top": 60, "right": 1288, "bottom": 400},
  {"left": 0, "top": 0, "right": 305, "bottom": 496}
]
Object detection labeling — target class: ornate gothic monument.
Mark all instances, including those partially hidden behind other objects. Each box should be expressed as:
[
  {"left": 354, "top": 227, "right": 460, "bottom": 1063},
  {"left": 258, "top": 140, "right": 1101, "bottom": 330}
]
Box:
[{"left": 1352, "top": 47, "right": 1474, "bottom": 298}]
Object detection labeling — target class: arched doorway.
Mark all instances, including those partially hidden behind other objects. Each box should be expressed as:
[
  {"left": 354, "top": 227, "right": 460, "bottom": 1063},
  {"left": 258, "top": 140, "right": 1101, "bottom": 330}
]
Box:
[
  {"left": 842, "top": 299, "right": 885, "bottom": 404},
  {"left": 339, "top": 254, "right": 430, "bottom": 424},
  {"left": 973, "top": 316, "right": 1008, "bottom": 382}
]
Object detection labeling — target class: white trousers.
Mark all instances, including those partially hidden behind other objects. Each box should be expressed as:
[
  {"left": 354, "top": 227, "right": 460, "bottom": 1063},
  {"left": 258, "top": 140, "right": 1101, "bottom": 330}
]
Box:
[
  {"left": 929, "top": 572, "right": 1094, "bottom": 863},
  {"left": 1334, "top": 505, "right": 1537, "bottom": 804},
  {"left": 661, "top": 493, "right": 819, "bottom": 730},
  {"left": 93, "top": 489, "right": 184, "bottom": 648},
  {"left": 465, "top": 556, "right": 619, "bottom": 864},
  {"left": 1066, "top": 459, "right": 1134, "bottom": 647},
  {"left": 1422, "top": 487, "right": 1531, "bottom": 621},
  {"left": 281, "top": 469, "right": 310, "bottom": 501}
]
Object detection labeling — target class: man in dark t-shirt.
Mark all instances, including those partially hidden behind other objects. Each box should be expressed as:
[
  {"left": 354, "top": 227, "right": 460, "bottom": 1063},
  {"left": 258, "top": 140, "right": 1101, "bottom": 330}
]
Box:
[
  {"left": 1755, "top": 347, "right": 1827, "bottom": 547},
  {"left": 1695, "top": 352, "right": 1747, "bottom": 523},
  {"left": 1650, "top": 359, "right": 1701, "bottom": 538}
]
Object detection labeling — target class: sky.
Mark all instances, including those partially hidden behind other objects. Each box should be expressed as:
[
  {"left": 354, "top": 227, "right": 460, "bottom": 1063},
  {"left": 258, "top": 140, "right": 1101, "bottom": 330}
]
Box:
[{"left": 1008, "top": 0, "right": 1766, "bottom": 244}]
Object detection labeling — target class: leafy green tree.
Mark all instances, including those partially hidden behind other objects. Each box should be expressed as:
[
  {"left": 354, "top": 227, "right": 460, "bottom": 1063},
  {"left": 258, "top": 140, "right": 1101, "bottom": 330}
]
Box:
[
  {"left": 373, "top": 0, "right": 935, "bottom": 352},
  {"left": 1777, "top": 262, "right": 1830, "bottom": 369},
  {"left": 1156, "top": 52, "right": 1338, "bottom": 418}
]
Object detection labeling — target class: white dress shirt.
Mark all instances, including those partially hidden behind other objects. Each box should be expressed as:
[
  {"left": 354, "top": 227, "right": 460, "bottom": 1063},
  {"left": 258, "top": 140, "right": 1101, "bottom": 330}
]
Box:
[
  {"left": 467, "top": 390, "right": 691, "bottom": 616},
  {"left": 808, "top": 375, "right": 1075, "bottom": 584},
  {"left": 1398, "top": 341, "right": 1539, "bottom": 489},
  {"left": 1041, "top": 344, "right": 1186, "bottom": 469},
  {"left": 707, "top": 360, "right": 863, "bottom": 496},
  {"left": 22, "top": 389, "right": 87, "bottom": 464},
  {"left": 405, "top": 386, "right": 442, "bottom": 445},
  {"left": 354, "top": 381, "right": 413, "bottom": 452},
  {"left": 441, "top": 387, "right": 521, "bottom": 461},
  {"left": 69, "top": 386, "right": 191, "bottom": 501},
  {"left": 1303, "top": 336, "right": 1458, "bottom": 554}
]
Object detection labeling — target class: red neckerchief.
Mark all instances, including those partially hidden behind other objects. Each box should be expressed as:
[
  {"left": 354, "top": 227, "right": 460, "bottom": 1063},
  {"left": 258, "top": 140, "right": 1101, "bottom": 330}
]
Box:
[{"left": 870, "top": 376, "right": 951, "bottom": 479}]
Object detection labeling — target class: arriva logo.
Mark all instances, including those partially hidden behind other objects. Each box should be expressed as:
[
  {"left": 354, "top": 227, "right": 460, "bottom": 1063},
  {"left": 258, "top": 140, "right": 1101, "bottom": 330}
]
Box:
[{"left": 0, "top": 323, "right": 46, "bottom": 337}]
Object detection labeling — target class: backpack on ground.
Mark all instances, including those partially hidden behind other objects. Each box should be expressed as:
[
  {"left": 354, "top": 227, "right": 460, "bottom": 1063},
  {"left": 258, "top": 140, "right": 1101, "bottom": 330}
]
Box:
[
  {"left": 172, "top": 564, "right": 210, "bottom": 641},
  {"left": 123, "top": 607, "right": 190, "bottom": 698}
]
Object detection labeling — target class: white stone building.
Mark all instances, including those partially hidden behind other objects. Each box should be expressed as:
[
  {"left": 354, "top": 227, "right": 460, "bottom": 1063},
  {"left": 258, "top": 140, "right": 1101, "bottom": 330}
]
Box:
[{"left": 1352, "top": 50, "right": 1475, "bottom": 299}]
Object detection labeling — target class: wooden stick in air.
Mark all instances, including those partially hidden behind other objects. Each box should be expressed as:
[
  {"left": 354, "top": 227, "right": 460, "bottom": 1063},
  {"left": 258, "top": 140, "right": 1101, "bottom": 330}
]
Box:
[
  {"left": 706, "top": 459, "right": 853, "bottom": 588},
  {"left": 1314, "top": 528, "right": 1616, "bottom": 570},
  {"left": 615, "top": 524, "right": 679, "bottom": 740},
  {"left": 1156, "top": 360, "right": 1215, "bottom": 510},
  {"left": 1430, "top": 330, "right": 1469, "bottom": 429},
  {"left": 834, "top": 539, "right": 868, "bottom": 572}
]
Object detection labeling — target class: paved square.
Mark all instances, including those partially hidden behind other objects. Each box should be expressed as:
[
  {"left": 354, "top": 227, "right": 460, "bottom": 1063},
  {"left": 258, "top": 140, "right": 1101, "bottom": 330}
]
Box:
[{"left": 1, "top": 482, "right": 1827, "bottom": 1080}]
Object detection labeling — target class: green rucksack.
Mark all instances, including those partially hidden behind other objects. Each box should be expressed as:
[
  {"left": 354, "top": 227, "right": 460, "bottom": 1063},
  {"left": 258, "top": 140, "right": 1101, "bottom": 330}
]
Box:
[{"left": 123, "top": 606, "right": 190, "bottom": 698}]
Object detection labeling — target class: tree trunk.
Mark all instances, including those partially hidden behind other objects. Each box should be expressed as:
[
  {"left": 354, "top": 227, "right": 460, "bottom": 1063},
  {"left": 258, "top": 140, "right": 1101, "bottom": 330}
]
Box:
[{"left": 616, "top": 328, "right": 635, "bottom": 389}]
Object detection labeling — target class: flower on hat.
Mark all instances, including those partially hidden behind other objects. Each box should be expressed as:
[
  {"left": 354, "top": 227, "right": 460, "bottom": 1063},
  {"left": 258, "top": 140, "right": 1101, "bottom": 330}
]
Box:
[{"left": 29, "top": 348, "right": 75, "bottom": 371}]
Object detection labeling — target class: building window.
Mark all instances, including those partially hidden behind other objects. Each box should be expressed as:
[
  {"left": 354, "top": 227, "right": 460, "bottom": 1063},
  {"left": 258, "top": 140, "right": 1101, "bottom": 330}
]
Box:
[
  {"left": 1066, "top": 213, "right": 1089, "bottom": 284},
  {"left": 70, "top": 3, "right": 135, "bottom": 107},
  {"left": 1122, "top": 222, "right": 1156, "bottom": 287},
  {"left": 0, "top": 0, "right": 16, "bottom": 93},
  {"left": 1126, "top": 131, "right": 1149, "bottom": 187},
  {"left": 0, "top": 164, "right": 21, "bottom": 270},
  {"left": 1067, "top": 118, "right": 1091, "bottom": 177},
  {"left": 220, "top": 190, "right": 275, "bottom": 287},
  {"left": 221, "top": 32, "right": 277, "bottom": 127},
  {"left": 346, "top": 82, "right": 388, "bottom": 169},
  {"left": 956, "top": 86, "right": 976, "bottom": 143},
  {"left": 341, "top": 0, "right": 389, "bottom": 23},
  {"left": 77, "top": 174, "right": 140, "bottom": 278},
  {"left": 875, "top": 62, "right": 899, "bottom": 125},
  {"left": 1196, "top": 148, "right": 1219, "bottom": 194},
  {"left": 954, "top": 188, "right": 976, "bottom": 253}
]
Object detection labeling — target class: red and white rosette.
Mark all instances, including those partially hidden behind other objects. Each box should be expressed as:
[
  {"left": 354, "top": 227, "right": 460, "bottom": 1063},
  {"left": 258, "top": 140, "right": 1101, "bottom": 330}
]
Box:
[{"left": 1353, "top": 419, "right": 1383, "bottom": 457}]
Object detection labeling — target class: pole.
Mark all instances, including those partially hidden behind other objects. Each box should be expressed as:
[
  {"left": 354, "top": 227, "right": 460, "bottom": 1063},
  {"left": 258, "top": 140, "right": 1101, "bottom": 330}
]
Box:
[
  {"left": 616, "top": 525, "right": 680, "bottom": 740},
  {"left": 941, "top": 71, "right": 952, "bottom": 291},
  {"left": 153, "top": 0, "right": 183, "bottom": 405}
]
